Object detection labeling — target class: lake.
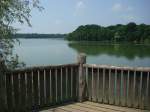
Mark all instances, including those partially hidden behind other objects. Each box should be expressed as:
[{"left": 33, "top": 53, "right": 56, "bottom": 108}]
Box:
[{"left": 14, "top": 38, "right": 150, "bottom": 67}]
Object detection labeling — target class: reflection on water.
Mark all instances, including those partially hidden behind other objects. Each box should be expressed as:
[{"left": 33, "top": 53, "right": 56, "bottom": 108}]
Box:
[
  {"left": 68, "top": 42, "right": 150, "bottom": 60},
  {"left": 14, "top": 39, "right": 150, "bottom": 67},
  {"left": 68, "top": 42, "right": 150, "bottom": 67}
]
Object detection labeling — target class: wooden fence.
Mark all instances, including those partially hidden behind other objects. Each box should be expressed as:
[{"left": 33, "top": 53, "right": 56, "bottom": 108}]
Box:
[
  {"left": 2, "top": 64, "right": 79, "bottom": 111},
  {"left": 84, "top": 64, "right": 150, "bottom": 110},
  {"left": 0, "top": 54, "right": 150, "bottom": 111}
]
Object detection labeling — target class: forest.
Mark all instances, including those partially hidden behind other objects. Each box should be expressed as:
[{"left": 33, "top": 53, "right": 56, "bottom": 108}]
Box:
[
  {"left": 66, "top": 22, "right": 150, "bottom": 43},
  {"left": 13, "top": 33, "right": 66, "bottom": 39}
]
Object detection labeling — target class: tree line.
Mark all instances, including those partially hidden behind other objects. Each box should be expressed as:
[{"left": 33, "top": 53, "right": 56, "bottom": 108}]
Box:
[
  {"left": 13, "top": 33, "right": 66, "bottom": 39},
  {"left": 66, "top": 22, "right": 150, "bottom": 43}
]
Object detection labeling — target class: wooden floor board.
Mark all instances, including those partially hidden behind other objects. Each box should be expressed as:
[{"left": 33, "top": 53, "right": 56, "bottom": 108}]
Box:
[
  {"left": 74, "top": 103, "right": 117, "bottom": 112},
  {"left": 84, "top": 101, "right": 139, "bottom": 112},
  {"left": 40, "top": 101, "right": 150, "bottom": 112}
]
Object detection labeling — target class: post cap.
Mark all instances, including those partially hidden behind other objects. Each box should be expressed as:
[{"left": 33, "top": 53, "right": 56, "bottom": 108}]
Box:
[{"left": 77, "top": 53, "right": 86, "bottom": 64}]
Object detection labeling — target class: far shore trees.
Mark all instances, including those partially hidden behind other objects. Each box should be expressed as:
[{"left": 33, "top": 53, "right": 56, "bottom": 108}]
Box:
[{"left": 66, "top": 22, "right": 150, "bottom": 43}]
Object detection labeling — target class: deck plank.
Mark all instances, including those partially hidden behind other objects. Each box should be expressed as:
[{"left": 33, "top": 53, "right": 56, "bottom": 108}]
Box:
[
  {"left": 74, "top": 103, "right": 117, "bottom": 112},
  {"left": 40, "top": 101, "right": 150, "bottom": 112},
  {"left": 84, "top": 101, "right": 147, "bottom": 112}
]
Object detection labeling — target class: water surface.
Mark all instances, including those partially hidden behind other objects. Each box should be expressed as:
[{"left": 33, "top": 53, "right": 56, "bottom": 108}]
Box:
[{"left": 14, "top": 39, "right": 150, "bottom": 67}]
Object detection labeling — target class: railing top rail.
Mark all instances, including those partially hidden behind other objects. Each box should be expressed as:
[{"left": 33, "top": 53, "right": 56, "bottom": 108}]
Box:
[
  {"left": 7, "top": 63, "right": 78, "bottom": 73},
  {"left": 83, "top": 64, "right": 150, "bottom": 72}
]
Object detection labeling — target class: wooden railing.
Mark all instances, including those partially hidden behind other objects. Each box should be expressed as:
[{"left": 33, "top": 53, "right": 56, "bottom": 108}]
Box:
[
  {"left": 84, "top": 64, "right": 150, "bottom": 110},
  {"left": 0, "top": 54, "right": 150, "bottom": 111},
  {"left": 2, "top": 64, "right": 79, "bottom": 111}
]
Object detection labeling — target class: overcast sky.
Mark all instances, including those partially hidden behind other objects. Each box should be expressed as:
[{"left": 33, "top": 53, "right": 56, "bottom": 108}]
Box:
[{"left": 13, "top": 0, "right": 150, "bottom": 34}]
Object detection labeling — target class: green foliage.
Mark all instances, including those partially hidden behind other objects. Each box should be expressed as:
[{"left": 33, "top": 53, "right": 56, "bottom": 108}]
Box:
[
  {"left": 68, "top": 42, "right": 150, "bottom": 60},
  {"left": 0, "top": 0, "right": 42, "bottom": 69},
  {"left": 13, "top": 33, "right": 66, "bottom": 39},
  {"left": 66, "top": 22, "right": 150, "bottom": 43}
]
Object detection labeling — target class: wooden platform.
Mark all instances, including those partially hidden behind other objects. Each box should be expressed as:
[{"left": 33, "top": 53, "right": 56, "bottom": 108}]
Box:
[{"left": 40, "top": 101, "right": 150, "bottom": 112}]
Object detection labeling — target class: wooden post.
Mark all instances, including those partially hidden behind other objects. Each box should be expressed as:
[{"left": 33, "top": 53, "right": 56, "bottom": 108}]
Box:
[
  {"left": 77, "top": 53, "right": 86, "bottom": 102},
  {"left": 0, "top": 58, "right": 7, "bottom": 111}
]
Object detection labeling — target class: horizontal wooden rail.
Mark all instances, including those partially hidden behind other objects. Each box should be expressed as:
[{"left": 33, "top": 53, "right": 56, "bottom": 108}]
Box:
[
  {"left": 7, "top": 63, "right": 78, "bottom": 73},
  {"left": 84, "top": 64, "right": 150, "bottom": 72}
]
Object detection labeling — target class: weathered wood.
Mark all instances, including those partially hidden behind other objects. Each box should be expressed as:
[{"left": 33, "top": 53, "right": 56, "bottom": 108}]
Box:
[
  {"left": 71, "top": 67, "right": 73, "bottom": 98},
  {"left": 40, "top": 101, "right": 150, "bottom": 112},
  {"left": 77, "top": 53, "right": 86, "bottom": 102},
  {"left": 39, "top": 70, "right": 45, "bottom": 107},
  {"left": 26, "top": 71, "right": 33, "bottom": 110},
  {"left": 55, "top": 69, "right": 58, "bottom": 103},
  {"left": 102, "top": 68, "right": 105, "bottom": 103},
  {"left": 3, "top": 54, "right": 150, "bottom": 111},
  {"left": 86, "top": 67, "right": 88, "bottom": 99},
  {"left": 126, "top": 70, "right": 130, "bottom": 107},
  {"left": 20, "top": 72, "right": 27, "bottom": 111},
  {"left": 33, "top": 70, "right": 39, "bottom": 110},
  {"left": 60, "top": 68, "right": 63, "bottom": 101},
  {"left": 87, "top": 67, "right": 92, "bottom": 101},
  {"left": 97, "top": 68, "right": 99, "bottom": 102},
  {"left": 44, "top": 70, "right": 46, "bottom": 104},
  {"left": 45, "top": 69, "right": 50, "bottom": 106},
  {"left": 129, "top": 71, "right": 134, "bottom": 108},
  {"left": 91, "top": 67, "right": 94, "bottom": 101},
  {"left": 25, "top": 72, "right": 28, "bottom": 109},
  {"left": 0, "top": 59, "right": 7, "bottom": 111},
  {"left": 13, "top": 73, "right": 20, "bottom": 111},
  {"left": 109, "top": 69, "right": 115, "bottom": 105},
  {"left": 75, "top": 103, "right": 116, "bottom": 112},
  {"left": 146, "top": 72, "right": 150, "bottom": 110},
  {"left": 8, "top": 63, "right": 78, "bottom": 73},
  {"left": 117, "top": 70, "right": 121, "bottom": 106},
  {"left": 73, "top": 67, "right": 78, "bottom": 100},
  {"left": 120, "top": 70, "right": 125, "bottom": 106},
  {"left": 123, "top": 70, "right": 128, "bottom": 107},
  {"left": 49, "top": 69, "right": 52, "bottom": 104},
  {"left": 108, "top": 69, "right": 111, "bottom": 104},
  {"left": 114, "top": 69, "right": 117, "bottom": 105},
  {"left": 133, "top": 71, "right": 136, "bottom": 108},
  {"left": 65, "top": 68, "right": 68, "bottom": 100},
  {"left": 83, "top": 64, "right": 150, "bottom": 72},
  {"left": 75, "top": 67, "right": 78, "bottom": 98},
  {"left": 51, "top": 69, "right": 56, "bottom": 104},
  {"left": 6, "top": 73, "right": 13, "bottom": 111},
  {"left": 98, "top": 69, "right": 103, "bottom": 103},
  {"left": 84, "top": 101, "right": 144, "bottom": 112},
  {"left": 104, "top": 69, "right": 109, "bottom": 104},
  {"left": 139, "top": 71, "right": 143, "bottom": 109}
]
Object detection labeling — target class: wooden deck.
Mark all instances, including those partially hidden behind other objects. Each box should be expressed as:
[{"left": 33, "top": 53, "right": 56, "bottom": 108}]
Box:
[
  {"left": 1, "top": 54, "right": 150, "bottom": 111},
  {"left": 40, "top": 101, "right": 150, "bottom": 112}
]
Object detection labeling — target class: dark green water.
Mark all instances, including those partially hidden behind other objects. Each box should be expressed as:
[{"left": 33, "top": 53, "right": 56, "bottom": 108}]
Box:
[{"left": 14, "top": 38, "right": 150, "bottom": 67}]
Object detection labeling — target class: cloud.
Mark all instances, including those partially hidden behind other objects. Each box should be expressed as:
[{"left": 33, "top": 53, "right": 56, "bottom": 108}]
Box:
[
  {"left": 112, "top": 3, "right": 134, "bottom": 12},
  {"left": 112, "top": 3, "right": 122, "bottom": 12},
  {"left": 126, "top": 6, "right": 133, "bottom": 11},
  {"left": 55, "top": 19, "right": 62, "bottom": 25},
  {"left": 122, "top": 15, "right": 136, "bottom": 21},
  {"left": 112, "top": 3, "right": 135, "bottom": 21},
  {"left": 74, "top": 0, "right": 86, "bottom": 16}
]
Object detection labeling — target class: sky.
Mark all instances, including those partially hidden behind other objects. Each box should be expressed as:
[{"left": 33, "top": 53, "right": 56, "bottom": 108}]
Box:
[{"left": 13, "top": 0, "right": 150, "bottom": 34}]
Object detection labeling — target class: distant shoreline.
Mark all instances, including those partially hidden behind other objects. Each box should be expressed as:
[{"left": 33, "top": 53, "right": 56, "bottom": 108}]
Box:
[
  {"left": 66, "top": 23, "right": 150, "bottom": 44},
  {"left": 12, "top": 33, "right": 67, "bottom": 39},
  {"left": 68, "top": 40, "right": 150, "bottom": 45}
]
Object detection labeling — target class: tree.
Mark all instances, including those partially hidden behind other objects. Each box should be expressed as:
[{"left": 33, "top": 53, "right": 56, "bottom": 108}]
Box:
[
  {"left": 0, "top": 0, "right": 43, "bottom": 69},
  {"left": 66, "top": 23, "right": 150, "bottom": 43}
]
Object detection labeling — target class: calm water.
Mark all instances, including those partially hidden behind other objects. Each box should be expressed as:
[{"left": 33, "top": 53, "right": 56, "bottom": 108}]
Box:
[{"left": 14, "top": 38, "right": 150, "bottom": 67}]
